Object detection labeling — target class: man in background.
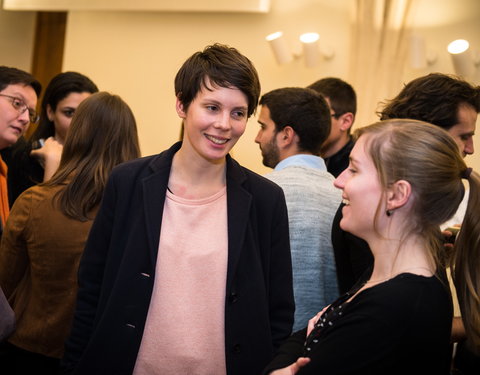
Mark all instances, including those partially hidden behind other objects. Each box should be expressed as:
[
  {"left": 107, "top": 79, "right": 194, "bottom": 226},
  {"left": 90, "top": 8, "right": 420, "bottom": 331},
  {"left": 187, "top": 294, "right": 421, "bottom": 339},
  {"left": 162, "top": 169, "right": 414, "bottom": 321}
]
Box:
[
  {"left": 308, "top": 77, "right": 357, "bottom": 177},
  {"left": 255, "top": 87, "right": 342, "bottom": 331}
]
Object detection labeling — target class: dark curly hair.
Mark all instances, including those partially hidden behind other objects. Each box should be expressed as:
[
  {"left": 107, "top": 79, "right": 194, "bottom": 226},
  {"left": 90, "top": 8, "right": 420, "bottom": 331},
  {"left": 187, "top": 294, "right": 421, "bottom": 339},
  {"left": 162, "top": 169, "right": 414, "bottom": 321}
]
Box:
[{"left": 379, "top": 73, "right": 480, "bottom": 129}]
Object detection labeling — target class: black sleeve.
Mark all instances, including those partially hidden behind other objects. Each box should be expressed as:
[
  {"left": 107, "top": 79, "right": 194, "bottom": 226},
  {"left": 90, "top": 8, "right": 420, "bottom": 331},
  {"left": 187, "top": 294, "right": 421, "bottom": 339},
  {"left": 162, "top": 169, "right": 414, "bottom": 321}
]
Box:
[
  {"left": 1, "top": 137, "right": 44, "bottom": 207},
  {"left": 262, "top": 328, "right": 307, "bottom": 375}
]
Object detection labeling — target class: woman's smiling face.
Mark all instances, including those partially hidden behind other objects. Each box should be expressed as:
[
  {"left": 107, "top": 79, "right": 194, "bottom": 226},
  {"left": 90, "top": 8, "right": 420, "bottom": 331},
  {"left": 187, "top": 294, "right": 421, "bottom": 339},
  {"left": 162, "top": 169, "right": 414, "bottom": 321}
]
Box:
[
  {"left": 334, "top": 135, "right": 385, "bottom": 240},
  {"left": 177, "top": 79, "right": 248, "bottom": 164}
]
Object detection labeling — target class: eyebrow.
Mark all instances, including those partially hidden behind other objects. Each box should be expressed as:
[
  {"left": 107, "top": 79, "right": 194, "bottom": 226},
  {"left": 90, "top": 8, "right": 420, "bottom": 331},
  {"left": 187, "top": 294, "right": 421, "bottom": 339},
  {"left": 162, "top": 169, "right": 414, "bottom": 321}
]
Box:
[
  {"left": 257, "top": 119, "right": 267, "bottom": 126},
  {"left": 7, "top": 91, "right": 34, "bottom": 109}
]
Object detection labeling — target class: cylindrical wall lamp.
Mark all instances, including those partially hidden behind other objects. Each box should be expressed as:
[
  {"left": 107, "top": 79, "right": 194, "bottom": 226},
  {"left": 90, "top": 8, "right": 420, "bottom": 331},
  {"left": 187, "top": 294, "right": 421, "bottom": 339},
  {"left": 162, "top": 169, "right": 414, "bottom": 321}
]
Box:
[
  {"left": 266, "top": 31, "right": 293, "bottom": 65},
  {"left": 410, "top": 34, "right": 427, "bottom": 69},
  {"left": 300, "top": 32, "right": 320, "bottom": 68},
  {"left": 447, "top": 39, "right": 472, "bottom": 78}
]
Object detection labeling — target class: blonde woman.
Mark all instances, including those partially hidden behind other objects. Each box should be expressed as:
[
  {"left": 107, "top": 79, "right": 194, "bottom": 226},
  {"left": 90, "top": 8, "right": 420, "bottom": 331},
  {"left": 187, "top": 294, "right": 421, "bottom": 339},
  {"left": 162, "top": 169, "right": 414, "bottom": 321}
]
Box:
[{"left": 265, "top": 119, "right": 479, "bottom": 375}]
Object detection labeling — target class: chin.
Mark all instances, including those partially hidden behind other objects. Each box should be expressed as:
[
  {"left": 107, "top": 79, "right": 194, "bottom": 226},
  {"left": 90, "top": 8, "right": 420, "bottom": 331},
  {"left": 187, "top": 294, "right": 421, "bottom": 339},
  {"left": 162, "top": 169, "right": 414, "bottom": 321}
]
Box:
[
  {"left": 339, "top": 218, "right": 356, "bottom": 236},
  {"left": 339, "top": 220, "right": 348, "bottom": 232}
]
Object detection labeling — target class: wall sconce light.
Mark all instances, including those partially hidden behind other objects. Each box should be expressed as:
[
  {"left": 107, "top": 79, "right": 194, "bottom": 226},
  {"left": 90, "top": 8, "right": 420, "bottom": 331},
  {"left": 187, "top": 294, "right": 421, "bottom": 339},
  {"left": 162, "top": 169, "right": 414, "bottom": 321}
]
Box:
[
  {"left": 300, "top": 32, "right": 321, "bottom": 68},
  {"left": 447, "top": 39, "right": 480, "bottom": 78},
  {"left": 409, "top": 34, "right": 437, "bottom": 69},
  {"left": 266, "top": 31, "right": 334, "bottom": 67},
  {"left": 266, "top": 31, "right": 293, "bottom": 65}
]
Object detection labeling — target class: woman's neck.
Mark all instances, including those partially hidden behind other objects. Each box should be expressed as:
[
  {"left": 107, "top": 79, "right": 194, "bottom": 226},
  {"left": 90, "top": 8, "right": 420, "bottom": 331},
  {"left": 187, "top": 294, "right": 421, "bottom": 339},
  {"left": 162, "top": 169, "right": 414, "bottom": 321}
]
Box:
[
  {"left": 168, "top": 148, "right": 226, "bottom": 199},
  {"left": 368, "top": 234, "right": 434, "bottom": 283}
]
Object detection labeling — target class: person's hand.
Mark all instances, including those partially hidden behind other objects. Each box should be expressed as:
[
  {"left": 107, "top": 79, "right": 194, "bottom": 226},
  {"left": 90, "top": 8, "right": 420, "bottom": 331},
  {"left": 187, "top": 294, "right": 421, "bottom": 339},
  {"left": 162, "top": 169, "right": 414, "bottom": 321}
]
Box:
[
  {"left": 30, "top": 136, "right": 63, "bottom": 181},
  {"left": 270, "top": 357, "right": 311, "bottom": 375},
  {"left": 307, "top": 305, "right": 329, "bottom": 336},
  {"left": 442, "top": 225, "right": 460, "bottom": 261}
]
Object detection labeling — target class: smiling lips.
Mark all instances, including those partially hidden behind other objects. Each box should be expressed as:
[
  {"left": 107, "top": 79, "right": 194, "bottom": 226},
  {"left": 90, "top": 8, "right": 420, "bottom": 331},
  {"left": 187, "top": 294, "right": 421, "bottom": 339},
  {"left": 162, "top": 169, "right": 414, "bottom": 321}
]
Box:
[{"left": 205, "top": 134, "right": 229, "bottom": 145}]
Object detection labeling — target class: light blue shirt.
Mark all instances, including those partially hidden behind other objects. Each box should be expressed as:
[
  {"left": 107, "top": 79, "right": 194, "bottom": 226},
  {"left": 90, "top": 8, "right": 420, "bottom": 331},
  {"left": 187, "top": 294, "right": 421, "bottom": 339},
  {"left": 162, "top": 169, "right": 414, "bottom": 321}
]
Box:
[{"left": 274, "top": 154, "right": 327, "bottom": 172}]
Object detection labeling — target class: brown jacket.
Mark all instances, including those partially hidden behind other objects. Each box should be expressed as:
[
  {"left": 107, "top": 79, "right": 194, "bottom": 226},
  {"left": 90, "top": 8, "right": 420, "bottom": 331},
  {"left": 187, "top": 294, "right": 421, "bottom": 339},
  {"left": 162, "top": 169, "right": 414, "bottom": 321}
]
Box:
[{"left": 0, "top": 183, "right": 95, "bottom": 358}]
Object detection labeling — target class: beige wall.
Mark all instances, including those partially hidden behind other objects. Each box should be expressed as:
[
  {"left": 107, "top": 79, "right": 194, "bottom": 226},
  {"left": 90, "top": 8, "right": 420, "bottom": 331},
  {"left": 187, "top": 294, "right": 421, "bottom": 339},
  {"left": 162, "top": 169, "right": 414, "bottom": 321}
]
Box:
[
  {"left": 402, "top": 0, "right": 480, "bottom": 172},
  {"left": 62, "top": 0, "right": 351, "bottom": 175},
  {"left": 0, "top": 6, "right": 35, "bottom": 71},
  {"left": 3, "top": 0, "right": 480, "bottom": 174}
]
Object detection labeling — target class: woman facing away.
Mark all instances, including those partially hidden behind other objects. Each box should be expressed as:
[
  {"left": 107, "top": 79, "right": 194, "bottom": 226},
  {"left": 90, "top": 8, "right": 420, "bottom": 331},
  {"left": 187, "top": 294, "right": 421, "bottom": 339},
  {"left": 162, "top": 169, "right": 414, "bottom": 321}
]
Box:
[
  {"left": 0, "top": 92, "right": 140, "bottom": 374},
  {"left": 264, "top": 118, "right": 480, "bottom": 375},
  {"left": 1, "top": 71, "right": 98, "bottom": 206}
]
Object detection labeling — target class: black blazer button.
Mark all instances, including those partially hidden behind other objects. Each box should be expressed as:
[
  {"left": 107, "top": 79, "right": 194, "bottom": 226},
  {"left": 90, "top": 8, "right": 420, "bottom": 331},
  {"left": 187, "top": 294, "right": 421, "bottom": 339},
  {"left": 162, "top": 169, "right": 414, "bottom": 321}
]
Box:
[
  {"left": 229, "top": 292, "right": 238, "bottom": 303},
  {"left": 233, "top": 344, "right": 241, "bottom": 353}
]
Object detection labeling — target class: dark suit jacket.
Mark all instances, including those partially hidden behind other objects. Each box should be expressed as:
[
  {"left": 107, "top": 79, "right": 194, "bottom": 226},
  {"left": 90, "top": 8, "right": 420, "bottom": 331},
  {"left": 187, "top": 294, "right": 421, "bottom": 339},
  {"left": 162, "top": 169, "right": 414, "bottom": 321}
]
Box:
[{"left": 61, "top": 142, "right": 294, "bottom": 375}]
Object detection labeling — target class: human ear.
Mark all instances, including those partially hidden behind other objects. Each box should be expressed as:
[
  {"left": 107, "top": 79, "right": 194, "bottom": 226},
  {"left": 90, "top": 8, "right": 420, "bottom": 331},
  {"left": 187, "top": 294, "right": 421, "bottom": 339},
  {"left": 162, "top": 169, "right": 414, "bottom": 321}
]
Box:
[
  {"left": 46, "top": 104, "right": 54, "bottom": 122},
  {"left": 386, "top": 180, "right": 412, "bottom": 211},
  {"left": 339, "top": 113, "right": 354, "bottom": 132},
  {"left": 175, "top": 96, "right": 187, "bottom": 119},
  {"left": 280, "top": 126, "right": 295, "bottom": 146}
]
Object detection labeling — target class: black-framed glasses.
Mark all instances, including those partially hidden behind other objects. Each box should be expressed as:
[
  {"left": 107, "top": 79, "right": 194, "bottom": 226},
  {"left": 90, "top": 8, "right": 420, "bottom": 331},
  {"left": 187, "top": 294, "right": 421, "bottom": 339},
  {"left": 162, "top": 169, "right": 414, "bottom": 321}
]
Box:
[
  {"left": 0, "top": 94, "right": 39, "bottom": 123},
  {"left": 331, "top": 112, "right": 344, "bottom": 119}
]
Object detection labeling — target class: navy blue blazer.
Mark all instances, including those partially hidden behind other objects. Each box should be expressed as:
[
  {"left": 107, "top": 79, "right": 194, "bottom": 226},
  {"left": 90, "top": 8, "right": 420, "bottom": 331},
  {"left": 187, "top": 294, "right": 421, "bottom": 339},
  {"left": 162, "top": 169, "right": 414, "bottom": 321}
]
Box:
[{"left": 61, "top": 142, "right": 294, "bottom": 375}]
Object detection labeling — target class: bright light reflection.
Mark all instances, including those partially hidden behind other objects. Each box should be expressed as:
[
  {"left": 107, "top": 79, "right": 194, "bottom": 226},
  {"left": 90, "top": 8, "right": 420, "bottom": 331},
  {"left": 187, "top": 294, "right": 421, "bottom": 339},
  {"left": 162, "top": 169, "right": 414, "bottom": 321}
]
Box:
[
  {"left": 448, "top": 39, "right": 469, "bottom": 54},
  {"left": 300, "top": 32, "right": 319, "bottom": 44}
]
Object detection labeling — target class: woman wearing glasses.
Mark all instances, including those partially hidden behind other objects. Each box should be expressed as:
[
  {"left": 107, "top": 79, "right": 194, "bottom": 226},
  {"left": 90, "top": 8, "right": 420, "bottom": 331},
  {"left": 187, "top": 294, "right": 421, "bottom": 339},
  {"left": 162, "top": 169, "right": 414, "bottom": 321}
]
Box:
[
  {"left": 1, "top": 71, "right": 98, "bottom": 206},
  {"left": 0, "top": 66, "right": 41, "bottom": 230}
]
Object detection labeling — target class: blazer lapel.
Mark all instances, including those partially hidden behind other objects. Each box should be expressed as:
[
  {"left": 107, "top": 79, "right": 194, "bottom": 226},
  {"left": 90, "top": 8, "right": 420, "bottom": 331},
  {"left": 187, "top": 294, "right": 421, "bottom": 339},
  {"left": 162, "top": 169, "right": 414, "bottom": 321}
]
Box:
[
  {"left": 141, "top": 143, "right": 180, "bottom": 266},
  {"left": 225, "top": 156, "right": 252, "bottom": 289}
]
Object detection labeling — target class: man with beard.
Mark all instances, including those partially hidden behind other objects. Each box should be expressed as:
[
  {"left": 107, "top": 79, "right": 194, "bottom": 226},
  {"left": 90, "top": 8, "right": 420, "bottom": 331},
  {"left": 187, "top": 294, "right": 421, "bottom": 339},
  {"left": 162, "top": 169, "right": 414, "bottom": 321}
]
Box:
[{"left": 255, "top": 87, "right": 342, "bottom": 332}]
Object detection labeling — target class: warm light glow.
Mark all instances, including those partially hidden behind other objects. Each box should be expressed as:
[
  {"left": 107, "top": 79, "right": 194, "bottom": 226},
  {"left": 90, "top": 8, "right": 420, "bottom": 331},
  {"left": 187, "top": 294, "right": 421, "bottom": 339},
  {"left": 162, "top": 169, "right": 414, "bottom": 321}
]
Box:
[
  {"left": 266, "top": 31, "right": 293, "bottom": 65},
  {"left": 266, "top": 31, "right": 282, "bottom": 41},
  {"left": 448, "top": 39, "right": 469, "bottom": 54},
  {"left": 299, "top": 32, "right": 319, "bottom": 44}
]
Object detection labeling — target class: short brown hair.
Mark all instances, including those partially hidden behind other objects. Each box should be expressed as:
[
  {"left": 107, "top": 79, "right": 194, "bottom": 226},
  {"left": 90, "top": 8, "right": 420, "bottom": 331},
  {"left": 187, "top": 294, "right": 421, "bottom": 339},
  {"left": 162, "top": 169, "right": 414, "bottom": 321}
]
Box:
[{"left": 174, "top": 43, "right": 260, "bottom": 117}]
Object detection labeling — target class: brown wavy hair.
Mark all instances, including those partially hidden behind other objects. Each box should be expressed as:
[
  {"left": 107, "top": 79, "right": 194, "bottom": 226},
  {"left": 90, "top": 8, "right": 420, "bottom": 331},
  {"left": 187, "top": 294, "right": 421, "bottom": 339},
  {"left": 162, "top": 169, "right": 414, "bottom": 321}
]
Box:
[
  {"left": 44, "top": 92, "right": 140, "bottom": 221},
  {"left": 379, "top": 73, "right": 480, "bottom": 129}
]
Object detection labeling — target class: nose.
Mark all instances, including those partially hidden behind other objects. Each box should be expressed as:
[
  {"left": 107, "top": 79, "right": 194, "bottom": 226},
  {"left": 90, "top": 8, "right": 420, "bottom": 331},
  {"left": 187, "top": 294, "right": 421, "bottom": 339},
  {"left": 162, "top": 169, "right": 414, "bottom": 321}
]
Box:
[
  {"left": 254, "top": 130, "right": 261, "bottom": 144},
  {"left": 464, "top": 138, "right": 474, "bottom": 156},
  {"left": 214, "top": 111, "right": 231, "bottom": 130},
  {"left": 333, "top": 169, "right": 347, "bottom": 190},
  {"left": 17, "top": 109, "right": 30, "bottom": 126}
]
